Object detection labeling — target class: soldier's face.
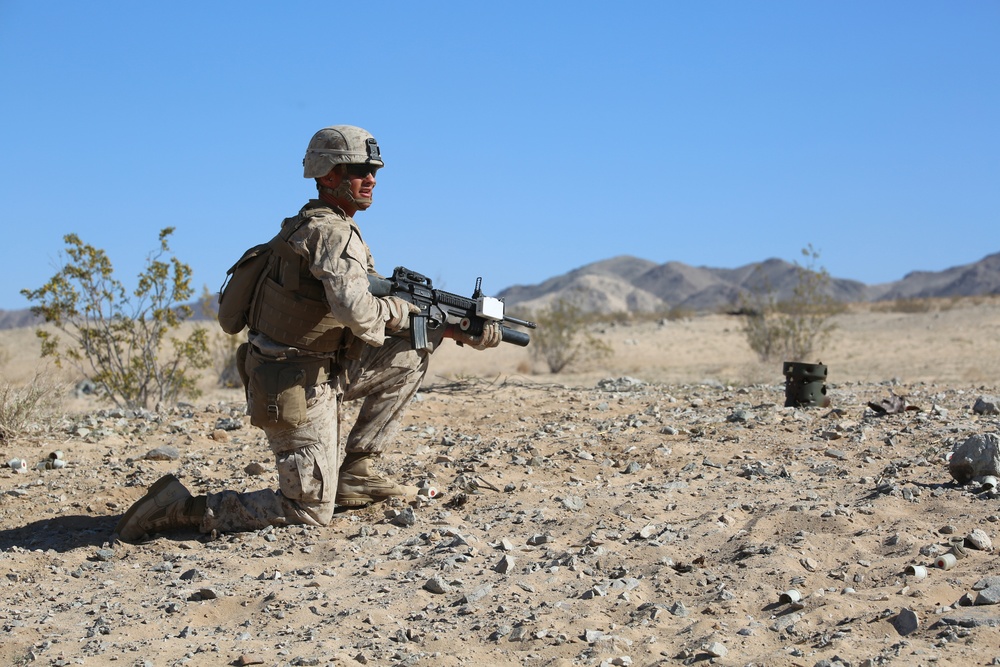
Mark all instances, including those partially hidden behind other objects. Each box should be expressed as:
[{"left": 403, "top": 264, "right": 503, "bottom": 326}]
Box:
[
  {"left": 343, "top": 164, "right": 377, "bottom": 210},
  {"left": 319, "top": 164, "right": 378, "bottom": 213}
]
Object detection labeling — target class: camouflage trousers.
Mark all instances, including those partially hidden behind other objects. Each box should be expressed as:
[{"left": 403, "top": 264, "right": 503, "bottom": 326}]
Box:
[{"left": 202, "top": 335, "right": 431, "bottom": 533}]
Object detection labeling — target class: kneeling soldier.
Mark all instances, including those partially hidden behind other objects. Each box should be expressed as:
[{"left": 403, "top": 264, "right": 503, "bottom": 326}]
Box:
[{"left": 115, "top": 125, "right": 500, "bottom": 541}]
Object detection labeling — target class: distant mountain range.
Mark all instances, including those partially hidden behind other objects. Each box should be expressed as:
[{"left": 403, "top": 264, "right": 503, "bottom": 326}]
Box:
[
  {"left": 3, "top": 251, "right": 998, "bottom": 329},
  {"left": 496, "top": 251, "right": 1000, "bottom": 315}
]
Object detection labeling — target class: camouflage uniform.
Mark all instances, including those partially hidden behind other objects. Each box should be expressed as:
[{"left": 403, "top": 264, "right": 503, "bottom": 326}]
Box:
[
  {"left": 202, "top": 201, "right": 435, "bottom": 533},
  {"left": 114, "top": 125, "right": 497, "bottom": 543}
]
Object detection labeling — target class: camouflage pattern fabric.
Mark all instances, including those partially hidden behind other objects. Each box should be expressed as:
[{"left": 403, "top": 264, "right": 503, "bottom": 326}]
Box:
[
  {"left": 201, "top": 201, "right": 441, "bottom": 533},
  {"left": 202, "top": 383, "right": 341, "bottom": 532}
]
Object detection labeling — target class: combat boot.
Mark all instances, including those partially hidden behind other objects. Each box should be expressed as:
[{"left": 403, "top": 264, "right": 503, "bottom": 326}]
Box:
[
  {"left": 336, "top": 452, "right": 417, "bottom": 507},
  {"left": 114, "top": 474, "right": 206, "bottom": 542}
]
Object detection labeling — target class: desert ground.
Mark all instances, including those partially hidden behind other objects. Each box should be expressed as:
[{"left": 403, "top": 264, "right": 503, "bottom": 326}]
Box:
[{"left": 1, "top": 297, "right": 1000, "bottom": 667}]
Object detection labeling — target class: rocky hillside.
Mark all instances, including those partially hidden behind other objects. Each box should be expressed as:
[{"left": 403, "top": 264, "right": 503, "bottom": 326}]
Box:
[
  {"left": 499, "top": 251, "right": 1000, "bottom": 315},
  {"left": 4, "top": 252, "right": 999, "bottom": 330},
  {"left": 0, "top": 309, "right": 41, "bottom": 330}
]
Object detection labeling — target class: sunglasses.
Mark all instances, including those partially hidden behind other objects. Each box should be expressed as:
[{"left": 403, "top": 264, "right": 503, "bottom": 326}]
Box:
[{"left": 344, "top": 164, "right": 379, "bottom": 178}]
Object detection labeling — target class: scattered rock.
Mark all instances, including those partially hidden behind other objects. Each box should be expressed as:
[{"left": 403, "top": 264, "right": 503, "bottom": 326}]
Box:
[
  {"left": 966, "top": 529, "right": 993, "bottom": 551},
  {"left": 973, "top": 396, "right": 1000, "bottom": 415},
  {"left": 949, "top": 434, "right": 1000, "bottom": 484},
  {"left": 891, "top": 608, "right": 920, "bottom": 636},
  {"left": 143, "top": 445, "right": 181, "bottom": 461}
]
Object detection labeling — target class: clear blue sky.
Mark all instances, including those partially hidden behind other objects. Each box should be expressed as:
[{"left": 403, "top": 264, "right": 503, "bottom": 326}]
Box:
[{"left": 2, "top": 2, "right": 997, "bottom": 311}]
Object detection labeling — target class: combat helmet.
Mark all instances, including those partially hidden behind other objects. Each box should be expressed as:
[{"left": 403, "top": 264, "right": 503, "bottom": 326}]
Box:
[{"left": 303, "top": 125, "right": 383, "bottom": 178}]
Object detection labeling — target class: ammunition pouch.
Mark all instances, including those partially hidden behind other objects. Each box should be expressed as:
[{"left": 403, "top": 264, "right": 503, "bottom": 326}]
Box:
[
  {"left": 244, "top": 347, "right": 339, "bottom": 430},
  {"left": 251, "top": 277, "right": 350, "bottom": 353}
]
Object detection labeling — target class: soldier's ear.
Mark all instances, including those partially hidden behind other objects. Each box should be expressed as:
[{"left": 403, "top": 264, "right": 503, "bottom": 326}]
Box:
[{"left": 317, "top": 165, "right": 344, "bottom": 189}]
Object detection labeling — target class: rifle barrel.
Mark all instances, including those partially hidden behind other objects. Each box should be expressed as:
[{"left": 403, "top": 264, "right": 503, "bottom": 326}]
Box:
[{"left": 504, "top": 315, "right": 537, "bottom": 329}]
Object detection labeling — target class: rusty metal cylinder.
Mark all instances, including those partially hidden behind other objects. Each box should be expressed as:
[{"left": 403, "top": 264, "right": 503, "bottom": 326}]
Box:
[{"left": 783, "top": 362, "right": 829, "bottom": 408}]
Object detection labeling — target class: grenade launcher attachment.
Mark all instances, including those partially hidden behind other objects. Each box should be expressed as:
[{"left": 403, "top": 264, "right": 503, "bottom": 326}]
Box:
[{"left": 368, "top": 266, "right": 536, "bottom": 352}]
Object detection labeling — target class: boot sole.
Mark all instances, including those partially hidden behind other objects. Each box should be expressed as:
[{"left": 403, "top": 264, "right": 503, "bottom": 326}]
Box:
[
  {"left": 336, "top": 483, "right": 419, "bottom": 508},
  {"left": 335, "top": 495, "right": 377, "bottom": 508}
]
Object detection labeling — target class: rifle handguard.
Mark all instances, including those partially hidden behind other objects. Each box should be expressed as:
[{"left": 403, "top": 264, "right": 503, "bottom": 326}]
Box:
[{"left": 367, "top": 269, "right": 536, "bottom": 352}]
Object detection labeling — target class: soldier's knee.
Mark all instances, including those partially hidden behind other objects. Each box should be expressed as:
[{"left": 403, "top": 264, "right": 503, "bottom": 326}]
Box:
[{"left": 282, "top": 497, "right": 337, "bottom": 527}]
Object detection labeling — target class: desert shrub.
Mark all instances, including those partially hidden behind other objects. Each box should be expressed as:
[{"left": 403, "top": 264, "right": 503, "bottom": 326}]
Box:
[
  {"left": 873, "top": 298, "right": 934, "bottom": 314},
  {"left": 529, "top": 298, "right": 612, "bottom": 373},
  {"left": 212, "top": 333, "right": 243, "bottom": 388},
  {"left": 740, "top": 245, "right": 838, "bottom": 362},
  {"left": 21, "top": 228, "right": 210, "bottom": 410},
  {"left": 0, "top": 371, "right": 63, "bottom": 441},
  {"left": 200, "top": 286, "right": 243, "bottom": 388},
  {"left": 665, "top": 305, "right": 694, "bottom": 321}
]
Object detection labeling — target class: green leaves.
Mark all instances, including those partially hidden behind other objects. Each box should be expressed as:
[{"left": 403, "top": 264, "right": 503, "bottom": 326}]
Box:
[{"left": 20, "top": 228, "right": 210, "bottom": 410}]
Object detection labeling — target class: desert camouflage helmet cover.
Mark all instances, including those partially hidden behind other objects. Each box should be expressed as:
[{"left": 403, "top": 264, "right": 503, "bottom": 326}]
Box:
[{"left": 303, "top": 125, "right": 383, "bottom": 178}]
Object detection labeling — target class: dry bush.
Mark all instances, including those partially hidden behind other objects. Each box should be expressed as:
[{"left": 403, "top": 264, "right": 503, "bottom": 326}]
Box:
[
  {"left": 0, "top": 371, "right": 64, "bottom": 442},
  {"left": 872, "top": 298, "right": 935, "bottom": 314},
  {"left": 528, "top": 298, "right": 612, "bottom": 373},
  {"left": 200, "top": 286, "right": 243, "bottom": 388},
  {"left": 740, "top": 245, "right": 839, "bottom": 363},
  {"left": 211, "top": 332, "right": 243, "bottom": 388}
]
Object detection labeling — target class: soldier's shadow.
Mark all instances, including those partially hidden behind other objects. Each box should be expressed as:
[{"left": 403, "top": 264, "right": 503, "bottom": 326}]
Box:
[{"left": 0, "top": 514, "right": 116, "bottom": 552}]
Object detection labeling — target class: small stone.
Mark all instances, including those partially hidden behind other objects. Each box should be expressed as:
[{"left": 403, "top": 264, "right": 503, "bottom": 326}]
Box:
[
  {"left": 244, "top": 462, "right": 267, "bottom": 476},
  {"left": 974, "top": 585, "right": 1000, "bottom": 606},
  {"left": 668, "top": 601, "right": 689, "bottom": 617},
  {"left": 388, "top": 507, "right": 416, "bottom": 527},
  {"left": 891, "top": 608, "right": 919, "bottom": 636},
  {"left": 197, "top": 588, "right": 219, "bottom": 600},
  {"left": 215, "top": 417, "right": 244, "bottom": 431},
  {"left": 493, "top": 554, "right": 516, "bottom": 574},
  {"left": 457, "top": 584, "right": 492, "bottom": 605},
  {"left": 580, "top": 584, "right": 608, "bottom": 599},
  {"left": 704, "top": 642, "right": 727, "bottom": 658},
  {"left": 949, "top": 434, "right": 1000, "bottom": 484},
  {"left": 423, "top": 577, "right": 452, "bottom": 594},
  {"left": 974, "top": 576, "right": 1000, "bottom": 591},
  {"left": 638, "top": 524, "right": 659, "bottom": 539},
  {"left": 966, "top": 529, "right": 993, "bottom": 551},
  {"left": 973, "top": 396, "right": 1000, "bottom": 415},
  {"left": 144, "top": 446, "right": 180, "bottom": 461}
]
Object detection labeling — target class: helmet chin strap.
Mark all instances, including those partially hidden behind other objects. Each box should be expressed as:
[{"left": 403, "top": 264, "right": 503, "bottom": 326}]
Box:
[{"left": 318, "top": 177, "right": 371, "bottom": 209}]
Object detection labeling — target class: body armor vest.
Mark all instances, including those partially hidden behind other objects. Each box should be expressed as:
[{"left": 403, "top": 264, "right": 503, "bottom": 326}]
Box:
[{"left": 249, "top": 207, "right": 351, "bottom": 353}]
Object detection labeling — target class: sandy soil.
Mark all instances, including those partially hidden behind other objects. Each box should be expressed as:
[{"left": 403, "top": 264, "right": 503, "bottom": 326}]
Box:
[{"left": 1, "top": 297, "right": 999, "bottom": 667}]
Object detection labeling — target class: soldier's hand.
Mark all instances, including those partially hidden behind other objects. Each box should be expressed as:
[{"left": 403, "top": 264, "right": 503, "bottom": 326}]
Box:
[
  {"left": 384, "top": 297, "right": 420, "bottom": 332},
  {"left": 447, "top": 321, "right": 502, "bottom": 350}
]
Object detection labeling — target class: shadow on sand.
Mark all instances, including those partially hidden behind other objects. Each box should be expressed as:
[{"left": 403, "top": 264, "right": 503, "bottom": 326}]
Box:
[{"left": 0, "top": 514, "right": 117, "bottom": 553}]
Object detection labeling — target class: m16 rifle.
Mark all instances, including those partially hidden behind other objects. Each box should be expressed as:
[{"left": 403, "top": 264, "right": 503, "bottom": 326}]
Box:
[{"left": 368, "top": 266, "right": 536, "bottom": 352}]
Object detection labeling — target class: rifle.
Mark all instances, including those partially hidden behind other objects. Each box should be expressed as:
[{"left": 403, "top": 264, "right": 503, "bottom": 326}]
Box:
[{"left": 368, "top": 266, "right": 536, "bottom": 352}]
